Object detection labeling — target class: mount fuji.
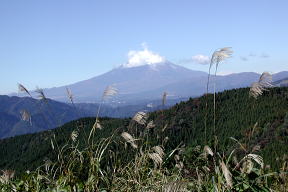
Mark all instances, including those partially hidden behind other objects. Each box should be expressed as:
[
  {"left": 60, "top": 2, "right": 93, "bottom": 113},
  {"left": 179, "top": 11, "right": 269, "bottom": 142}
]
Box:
[
  {"left": 28, "top": 61, "right": 208, "bottom": 103},
  {"left": 12, "top": 48, "right": 288, "bottom": 104}
]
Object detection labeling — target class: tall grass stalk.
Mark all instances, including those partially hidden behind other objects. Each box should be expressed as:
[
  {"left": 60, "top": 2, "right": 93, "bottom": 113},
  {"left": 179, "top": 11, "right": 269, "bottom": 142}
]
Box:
[
  {"left": 66, "top": 87, "right": 89, "bottom": 145},
  {"left": 3, "top": 65, "right": 287, "bottom": 191},
  {"left": 88, "top": 85, "right": 118, "bottom": 144},
  {"left": 205, "top": 47, "right": 233, "bottom": 148}
]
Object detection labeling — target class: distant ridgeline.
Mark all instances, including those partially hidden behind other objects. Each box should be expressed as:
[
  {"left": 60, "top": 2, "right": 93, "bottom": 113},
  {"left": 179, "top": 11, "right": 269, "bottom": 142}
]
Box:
[
  {"left": 0, "top": 95, "right": 89, "bottom": 139},
  {"left": 273, "top": 77, "right": 288, "bottom": 87},
  {"left": 0, "top": 95, "right": 178, "bottom": 139},
  {"left": 0, "top": 87, "right": 287, "bottom": 174}
]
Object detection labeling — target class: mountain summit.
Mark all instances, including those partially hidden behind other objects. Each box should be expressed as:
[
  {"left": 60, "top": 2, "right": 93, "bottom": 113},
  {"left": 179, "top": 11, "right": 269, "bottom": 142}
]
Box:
[
  {"left": 11, "top": 47, "right": 288, "bottom": 103},
  {"left": 39, "top": 60, "right": 207, "bottom": 103}
]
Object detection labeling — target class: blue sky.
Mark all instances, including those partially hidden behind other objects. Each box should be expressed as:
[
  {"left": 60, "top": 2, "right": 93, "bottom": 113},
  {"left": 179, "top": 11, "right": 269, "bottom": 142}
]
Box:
[{"left": 0, "top": 0, "right": 287, "bottom": 94}]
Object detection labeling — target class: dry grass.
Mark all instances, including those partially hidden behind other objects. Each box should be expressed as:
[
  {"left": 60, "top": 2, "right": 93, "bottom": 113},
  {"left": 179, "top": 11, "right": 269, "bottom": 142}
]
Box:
[
  {"left": 1, "top": 65, "right": 287, "bottom": 191},
  {"left": 20, "top": 109, "right": 32, "bottom": 125},
  {"left": 103, "top": 85, "right": 118, "bottom": 99},
  {"left": 132, "top": 111, "right": 148, "bottom": 125},
  {"left": 205, "top": 47, "right": 233, "bottom": 145},
  {"left": 18, "top": 83, "right": 32, "bottom": 97},
  {"left": 121, "top": 132, "right": 138, "bottom": 149},
  {"left": 250, "top": 72, "right": 273, "bottom": 98},
  {"left": 35, "top": 87, "right": 47, "bottom": 101},
  {"left": 220, "top": 161, "right": 233, "bottom": 188}
]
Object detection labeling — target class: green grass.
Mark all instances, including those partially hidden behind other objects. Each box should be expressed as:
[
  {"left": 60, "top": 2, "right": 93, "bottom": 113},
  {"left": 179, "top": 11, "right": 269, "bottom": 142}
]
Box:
[{"left": 0, "top": 87, "right": 288, "bottom": 191}]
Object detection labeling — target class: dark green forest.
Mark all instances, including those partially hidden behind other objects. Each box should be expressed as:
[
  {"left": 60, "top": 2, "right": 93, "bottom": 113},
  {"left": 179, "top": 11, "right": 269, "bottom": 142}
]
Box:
[{"left": 1, "top": 87, "right": 287, "bottom": 176}]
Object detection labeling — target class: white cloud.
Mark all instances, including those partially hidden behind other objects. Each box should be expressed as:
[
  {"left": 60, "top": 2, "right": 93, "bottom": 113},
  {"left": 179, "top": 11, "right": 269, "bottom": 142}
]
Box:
[
  {"left": 217, "top": 71, "right": 235, "bottom": 76},
  {"left": 191, "top": 54, "right": 210, "bottom": 65},
  {"left": 122, "top": 43, "right": 165, "bottom": 68}
]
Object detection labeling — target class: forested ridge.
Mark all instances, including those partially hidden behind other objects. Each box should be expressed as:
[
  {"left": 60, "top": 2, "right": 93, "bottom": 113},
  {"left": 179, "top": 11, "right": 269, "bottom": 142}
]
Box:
[{"left": 1, "top": 87, "right": 287, "bottom": 174}]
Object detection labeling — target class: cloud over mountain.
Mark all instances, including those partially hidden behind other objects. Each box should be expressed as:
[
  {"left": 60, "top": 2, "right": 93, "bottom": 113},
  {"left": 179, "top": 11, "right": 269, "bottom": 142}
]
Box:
[{"left": 122, "top": 44, "right": 165, "bottom": 68}]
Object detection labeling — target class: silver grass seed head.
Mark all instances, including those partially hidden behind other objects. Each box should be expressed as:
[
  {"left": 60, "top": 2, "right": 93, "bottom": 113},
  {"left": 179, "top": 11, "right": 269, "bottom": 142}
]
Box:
[
  {"left": 152, "top": 146, "right": 165, "bottom": 158},
  {"left": 175, "top": 161, "right": 184, "bottom": 169},
  {"left": 0, "top": 170, "right": 15, "bottom": 184},
  {"left": 18, "top": 83, "right": 32, "bottom": 97},
  {"left": 174, "top": 154, "right": 180, "bottom": 161},
  {"left": 132, "top": 111, "right": 148, "bottom": 125},
  {"left": 243, "top": 154, "right": 264, "bottom": 169},
  {"left": 163, "top": 181, "right": 187, "bottom": 192},
  {"left": 20, "top": 110, "right": 31, "bottom": 122},
  {"left": 121, "top": 132, "right": 138, "bottom": 149},
  {"left": 148, "top": 152, "right": 163, "bottom": 166},
  {"left": 93, "top": 119, "right": 102, "bottom": 130},
  {"left": 146, "top": 120, "right": 155, "bottom": 129},
  {"left": 220, "top": 161, "right": 233, "bottom": 188},
  {"left": 250, "top": 82, "right": 265, "bottom": 98},
  {"left": 259, "top": 72, "right": 273, "bottom": 86},
  {"left": 35, "top": 87, "right": 47, "bottom": 101},
  {"left": 71, "top": 130, "right": 78, "bottom": 142},
  {"left": 66, "top": 87, "right": 74, "bottom": 103},
  {"left": 211, "top": 47, "right": 233, "bottom": 66},
  {"left": 204, "top": 145, "right": 214, "bottom": 157},
  {"left": 252, "top": 145, "right": 261, "bottom": 153},
  {"left": 241, "top": 159, "right": 254, "bottom": 174},
  {"left": 103, "top": 85, "right": 118, "bottom": 99},
  {"left": 250, "top": 72, "right": 273, "bottom": 99},
  {"left": 203, "top": 166, "right": 210, "bottom": 172}
]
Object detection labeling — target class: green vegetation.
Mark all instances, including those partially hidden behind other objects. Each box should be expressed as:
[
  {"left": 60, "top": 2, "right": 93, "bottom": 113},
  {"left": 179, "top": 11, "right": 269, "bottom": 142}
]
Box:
[
  {"left": 0, "top": 86, "right": 288, "bottom": 191},
  {"left": 151, "top": 87, "right": 288, "bottom": 170}
]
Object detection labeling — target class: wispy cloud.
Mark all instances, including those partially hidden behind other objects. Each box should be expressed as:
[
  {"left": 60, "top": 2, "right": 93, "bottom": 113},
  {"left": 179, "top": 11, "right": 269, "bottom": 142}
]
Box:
[
  {"left": 240, "top": 52, "right": 269, "bottom": 61},
  {"left": 180, "top": 54, "right": 210, "bottom": 65},
  {"left": 192, "top": 55, "right": 210, "bottom": 64}
]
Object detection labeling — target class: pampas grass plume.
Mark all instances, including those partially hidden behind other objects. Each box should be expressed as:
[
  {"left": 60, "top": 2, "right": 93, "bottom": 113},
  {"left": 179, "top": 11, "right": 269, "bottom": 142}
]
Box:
[{"left": 18, "top": 83, "right": 32, "bottom": 97}]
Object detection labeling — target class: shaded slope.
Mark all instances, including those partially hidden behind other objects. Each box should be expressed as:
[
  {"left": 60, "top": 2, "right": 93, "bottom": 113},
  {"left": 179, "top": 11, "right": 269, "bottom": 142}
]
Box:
[
  {"left": 0, "top": 95, "right": 91, "bottom": 138},
  {"left": 0, "top": 87, "right": 288, "bottom": 174}
]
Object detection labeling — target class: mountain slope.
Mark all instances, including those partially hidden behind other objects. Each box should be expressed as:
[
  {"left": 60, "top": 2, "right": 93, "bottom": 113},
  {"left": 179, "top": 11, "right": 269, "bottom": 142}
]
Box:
[
  {"left": 1, "top": 87, "right": 288, "bottom": 174},
  {"left": 129, "top": 71, "right": 288, "bottom": 99},
  {"left": 15, "top": 60, "right": 288, "bottom": 103},
  {"left": 0, "top": 95, "right": 91, "bottom": 138},
  {"left": 0, "top": 94, "right": 183, "bottom": 138},
  {"left": 33, "top": 62, "right": 207, "bottom": 102},
  {"left": 273, "top": 77, "right": 288, "bottom": 87}
]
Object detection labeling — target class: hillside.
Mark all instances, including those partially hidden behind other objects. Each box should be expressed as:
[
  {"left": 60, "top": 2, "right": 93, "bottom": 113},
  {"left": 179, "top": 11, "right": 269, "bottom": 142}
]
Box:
[
  {"left": 0, "top": 94, "right": 182, "bottom": 139},
  {"left": 274, "top": 77, "right": 288, "bottom": 87},
  {"left": 11, "top": 62, "right": 288, "bottom": 103},
  {"left": 151, "top": 87, "right": 288, "bottom": 169},
  {"left": 13, "top": 62, "right": 207, "bottom": 103},
  {"left": 1, "top": 87, "right": 288, "bottom": 175},
  {"left": 0, "top": 95, "right": 94, "bottom": 138}
]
